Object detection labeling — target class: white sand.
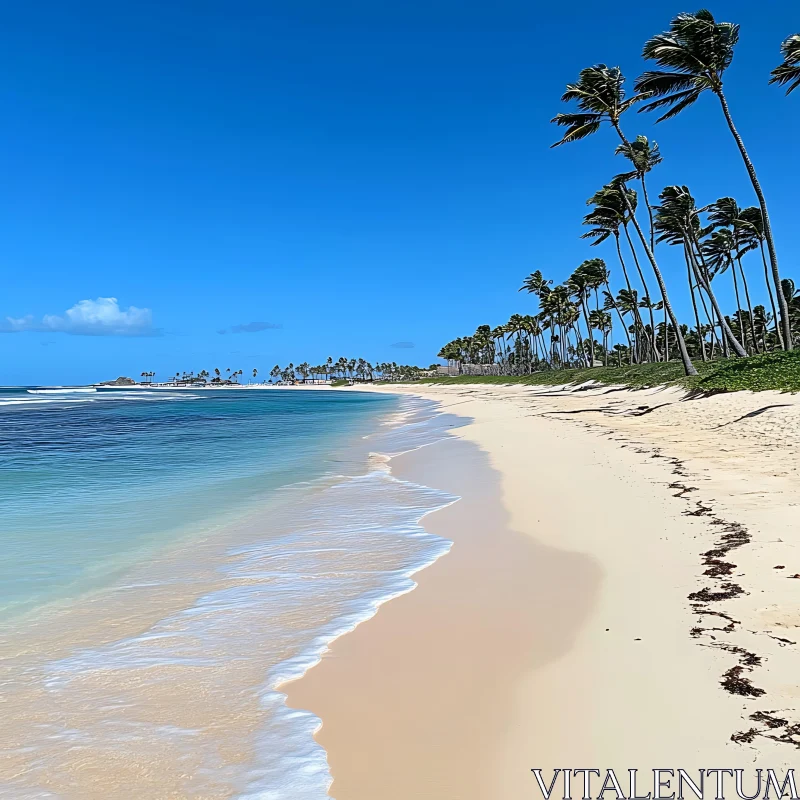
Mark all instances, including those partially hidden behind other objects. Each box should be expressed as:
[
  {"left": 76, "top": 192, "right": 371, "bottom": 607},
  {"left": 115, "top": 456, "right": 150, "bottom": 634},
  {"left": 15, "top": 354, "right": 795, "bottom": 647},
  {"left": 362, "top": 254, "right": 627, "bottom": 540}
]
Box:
[{"left": 288, "top": 381, "right": 800, "bottom": 799}]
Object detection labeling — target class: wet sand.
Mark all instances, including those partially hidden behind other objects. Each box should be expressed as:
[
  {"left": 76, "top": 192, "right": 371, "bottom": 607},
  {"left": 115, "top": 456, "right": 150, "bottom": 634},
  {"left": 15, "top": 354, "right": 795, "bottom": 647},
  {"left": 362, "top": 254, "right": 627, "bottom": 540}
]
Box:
[{"left": 288, "top": 435, "right": 600, "bottom": 798}]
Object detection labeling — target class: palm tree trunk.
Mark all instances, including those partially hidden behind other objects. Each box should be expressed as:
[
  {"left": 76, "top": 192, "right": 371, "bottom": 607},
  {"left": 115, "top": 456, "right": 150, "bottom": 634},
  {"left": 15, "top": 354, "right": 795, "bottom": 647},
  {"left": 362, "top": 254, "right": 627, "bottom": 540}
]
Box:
[
  {"left": 614, "top": 234, "right": 640, "bottom": 363},
  {"left": 716, "top": 90, "right": 791, "bottom": 349},
  {"left": 619, "top": 185, "right": 697, "bottom": 377},
  {"left": 728, "top": 255, "right": 747, "bottom": 354},
  {"left": 758, "top": 241, "right": 784, "bottom": 349},
  {"left": 572, "top": 322, "right": 585, "bottom": 367},
  {"left": 611, "top": 122, "right": 661, "bottom": 362},
  {"left": 622, "top": 224, "right": 660, "bottom": 361},
  {"left": 686, "top": 238, "right": 747, "bottom": 357},
  {"left": 696, "top": 283, "right": 720, "bottom": 355},
  {"left": 640, "top": 175, "right": 656, "bottom": 254},
  {"left": 605, "top": 280, "right": 633, "bottom": 355},
  {"left": 690, "top": 237, "right": 728, "bottom": 358},
  {"left": 580, "top": 297, "right": 594, "bottom": 366},
  {"left": 685, "top": 249, "right": 707, "bottom": 362},
  {"left": 663, "top": 303, "right": 670, "bottom": 361},
  {"left": 736, "top": 255, "right": 759, "bottom": 354}
]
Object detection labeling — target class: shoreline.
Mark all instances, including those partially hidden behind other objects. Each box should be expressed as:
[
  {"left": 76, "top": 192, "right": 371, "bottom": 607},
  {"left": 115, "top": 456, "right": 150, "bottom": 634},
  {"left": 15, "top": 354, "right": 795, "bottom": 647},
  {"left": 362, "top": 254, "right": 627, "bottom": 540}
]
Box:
[
  {"left": 0, "top": 392, "right": 450, "bottom": 799},
  {"left": 288, "top": 381, "right": 800, "bottom": 798},
  {"left": 286, "top": 431, "right": 603, "bottom": 798}
]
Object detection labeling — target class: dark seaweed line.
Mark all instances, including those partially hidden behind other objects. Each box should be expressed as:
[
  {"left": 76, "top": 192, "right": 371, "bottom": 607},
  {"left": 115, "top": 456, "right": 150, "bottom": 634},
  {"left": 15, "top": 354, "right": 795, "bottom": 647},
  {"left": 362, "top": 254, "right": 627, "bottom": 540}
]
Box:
[{"left": 560, "top": 415, "right": 800, "bottom": 750}]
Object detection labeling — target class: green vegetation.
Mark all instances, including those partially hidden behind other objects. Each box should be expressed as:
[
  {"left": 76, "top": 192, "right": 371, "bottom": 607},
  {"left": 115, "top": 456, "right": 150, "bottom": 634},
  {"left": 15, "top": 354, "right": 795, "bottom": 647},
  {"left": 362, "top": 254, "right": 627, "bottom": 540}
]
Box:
[
  {"left": 417, "top": 350, "right": 800, "bottom": 394},
  {"left": 693, "top": 350, "right": 800, "bottom": 394},
  {"left": 331, "top": 379, "right": 350, "bottom": 387}
]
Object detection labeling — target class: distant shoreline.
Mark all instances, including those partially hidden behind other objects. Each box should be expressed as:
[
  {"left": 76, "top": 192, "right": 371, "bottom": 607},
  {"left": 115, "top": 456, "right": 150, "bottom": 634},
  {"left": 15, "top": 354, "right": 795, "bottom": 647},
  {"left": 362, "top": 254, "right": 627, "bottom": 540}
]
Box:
[{"left": 92, "top": 382, "right": 337, "bottom": 390}]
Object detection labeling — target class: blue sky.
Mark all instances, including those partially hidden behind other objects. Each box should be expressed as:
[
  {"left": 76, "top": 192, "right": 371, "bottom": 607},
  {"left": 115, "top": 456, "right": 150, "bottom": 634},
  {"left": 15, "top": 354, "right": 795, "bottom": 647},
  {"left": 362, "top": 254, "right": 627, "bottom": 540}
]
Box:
[{"left": 2, "top": 0, "right": 798, "bottom": 384}]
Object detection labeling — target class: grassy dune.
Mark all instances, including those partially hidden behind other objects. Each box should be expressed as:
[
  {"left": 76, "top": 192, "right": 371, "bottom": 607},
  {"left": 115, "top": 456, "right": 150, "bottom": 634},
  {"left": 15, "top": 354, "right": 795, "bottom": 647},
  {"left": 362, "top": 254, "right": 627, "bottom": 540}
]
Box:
[{"left": 415, "top": 351, "right": 800, "bottom": 394}]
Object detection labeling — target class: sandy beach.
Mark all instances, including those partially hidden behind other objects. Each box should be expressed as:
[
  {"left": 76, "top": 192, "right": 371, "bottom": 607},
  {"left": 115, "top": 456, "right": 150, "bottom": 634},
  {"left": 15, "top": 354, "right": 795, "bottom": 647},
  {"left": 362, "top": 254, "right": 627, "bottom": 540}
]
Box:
[{"left": 287, "top": 381, "right": 800, "bottom": 798}]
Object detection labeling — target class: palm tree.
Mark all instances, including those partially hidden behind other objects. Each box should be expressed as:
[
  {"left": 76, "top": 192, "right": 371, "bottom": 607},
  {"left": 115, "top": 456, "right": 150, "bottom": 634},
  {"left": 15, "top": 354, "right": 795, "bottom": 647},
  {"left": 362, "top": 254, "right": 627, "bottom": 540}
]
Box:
[
  {"left": 615, "top": 179, "right": 697, "bottom": 375},
  {"left": 614, "top": 135, "right": 662, "bottom": 251},
  {"left": 738, "top": 206, "right": 783, "bottom": 349},
  {"left": 635, "top": 10, "right": 791, "bottom": 349},
  {"left": 707, "top": 198, "right": 759, "bottom": 352},
  {"left": 520, "top": 271, "right": 555, "bottom": 367},
  {"left": 550, "top": 66, "right": 696, "bottom": 368},
  {"left": 551, "top": 64, "right": 644, "bottom": 146},
  {"left": 589, "top": 309, "right": 612, "bottom": 366},
  {"left": 567, "top": 266, "right": 595, "bottom": 366},
  {"left": 703, "top": 229, "right": 749, "bottom": 353},
  {"left": 770, "top": 34, "right": 800, "bottom": 95},
  {"left": 583, "top": 184, "right": 659, "bottom": 361},
  {"left": 615, "top": 289, "right": 642, "bottom": 361},
  {"left": 654, "top": 185, "right": 746, "bottom": 357},
  {"left": 653, "top": 188, "right": 713, "bottom": 362},
  {"left": 519, "top": 270, "right": 552, "bottom": 298},
  {"left": 781, "top": 279, "right": 800, "bottom": 339}
]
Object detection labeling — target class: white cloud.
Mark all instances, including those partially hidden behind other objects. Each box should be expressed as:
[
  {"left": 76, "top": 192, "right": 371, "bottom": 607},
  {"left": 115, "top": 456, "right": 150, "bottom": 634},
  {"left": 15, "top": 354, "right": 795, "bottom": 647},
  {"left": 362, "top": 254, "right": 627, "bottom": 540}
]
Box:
[{"left": 3, "top": 297, "right": 156, "bottom": 337}]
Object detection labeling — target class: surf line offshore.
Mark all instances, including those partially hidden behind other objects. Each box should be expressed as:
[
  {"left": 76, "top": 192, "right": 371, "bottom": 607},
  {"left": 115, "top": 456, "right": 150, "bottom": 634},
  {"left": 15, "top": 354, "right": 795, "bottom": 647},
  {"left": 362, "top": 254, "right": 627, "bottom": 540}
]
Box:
[{"left": 531, "top": 769, "right": 800, "bottom": 800}]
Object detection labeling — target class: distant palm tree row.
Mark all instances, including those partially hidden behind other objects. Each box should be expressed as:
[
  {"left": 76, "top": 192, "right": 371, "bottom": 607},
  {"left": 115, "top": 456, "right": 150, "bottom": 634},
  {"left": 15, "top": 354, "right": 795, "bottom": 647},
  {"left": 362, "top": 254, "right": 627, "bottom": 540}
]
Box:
[
  {"left": 269, "top": 357, "right": 427, "bottom": 383},
  {"left": 144, "top": 368, "right": 247, "bottom": 385},
  {"left": 440, "top": 11, "right": 800, "bottom": 377},
  {"left": 140, "top": 359, "right": 428, "bottom": 386}
]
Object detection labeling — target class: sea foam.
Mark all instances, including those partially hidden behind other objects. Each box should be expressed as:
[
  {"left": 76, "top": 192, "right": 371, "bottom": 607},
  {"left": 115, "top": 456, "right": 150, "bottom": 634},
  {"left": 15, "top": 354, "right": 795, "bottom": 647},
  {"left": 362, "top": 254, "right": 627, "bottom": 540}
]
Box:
[{"left": 21, "top": 395, "right": 460, "bottom": 798}]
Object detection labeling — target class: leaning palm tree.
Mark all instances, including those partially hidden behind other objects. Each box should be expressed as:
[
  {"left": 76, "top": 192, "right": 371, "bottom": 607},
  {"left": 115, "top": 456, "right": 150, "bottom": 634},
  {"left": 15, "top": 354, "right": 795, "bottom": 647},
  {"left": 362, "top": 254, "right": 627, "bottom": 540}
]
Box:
[
  {"left": 654, "top": 185, "right": 746, "bottom": 357},
  {"left": 614, "top": 289, "right": 643, "bottom": 363},
  {"left": 635, "top": 10, "right": 791, "bottom": 349},
  {"left": 770, "top": 34, "right": 800, "bottom": 95},
  {"left": 519, "top": 270, "right": 552, "bottom": 298},
  {"left": 551, "top": 64, "right": 644, "bottom": 146},
  {"left": 707, "top": 198, "right": 759, "bottom": 352},
  {"left": 589, "top": 309, "right": 612, "bottom": 366},
  {"left": 703, "top": 229, "right": 749, "bottom": 353},
  {"left": 550, "top": 63, "right": 697, "bottom": 370},
  {"left": 602, "top": 290, "right": 633, "bottom": 362},
  {"left": 737, "top": 206, "right": 783, "bottom": 349},
  {"left": 584, "top": 184, "right": 659, "bottom": 361},
  {"left": 567, "top": 266, "right": 596, "bottom": 366},
  {"left": 614, "top": 135, "right": 662, "bottom": 251},
  {"left": 615, "top": 179, "right": 697, "bottom": 375}
]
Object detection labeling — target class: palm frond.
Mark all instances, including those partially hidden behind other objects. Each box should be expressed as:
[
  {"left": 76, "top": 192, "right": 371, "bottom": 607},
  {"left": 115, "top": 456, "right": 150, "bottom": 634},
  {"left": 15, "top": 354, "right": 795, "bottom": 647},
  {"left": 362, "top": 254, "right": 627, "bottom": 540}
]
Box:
[
  {"left": 613, "top": 168, "right": 639, "bottom": 183},
  {"left": 651, "top": 90, "right": 703, "bottom": 123},
  {"left": 580, "top": 228, "right": 612, "bottom": 245},
  {"left": 550, "top": 112, "right": 603, "bottom": 147},
  {"left": 614, "top": 135, "right": 663, "bottom": 176},
  {"left": 770, "top": 36, "right": 800, "bottom": 93},
  {"left": 635, "top": 71, "right": 698, "bottom": 97},
  {"left": 637, "top": 10, "right": 738, "bottom": 128}
]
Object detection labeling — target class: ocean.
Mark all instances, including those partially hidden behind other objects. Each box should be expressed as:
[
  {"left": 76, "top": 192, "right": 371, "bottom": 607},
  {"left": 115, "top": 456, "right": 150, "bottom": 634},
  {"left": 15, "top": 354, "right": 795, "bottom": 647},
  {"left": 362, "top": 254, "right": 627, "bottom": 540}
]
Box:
[{"left": 0, "top": 386, "right": 458, "bottom": 798}]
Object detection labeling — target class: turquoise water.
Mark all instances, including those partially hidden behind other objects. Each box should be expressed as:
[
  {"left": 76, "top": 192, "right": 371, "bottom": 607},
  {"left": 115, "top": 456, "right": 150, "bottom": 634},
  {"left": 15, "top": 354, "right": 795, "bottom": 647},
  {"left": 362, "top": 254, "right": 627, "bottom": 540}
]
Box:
[
  {"left": 0, "top": 385, "right": 461, "bottom": 799},
  {"left": 0, "top": 386, "right": 397, "bottom": 617}
]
